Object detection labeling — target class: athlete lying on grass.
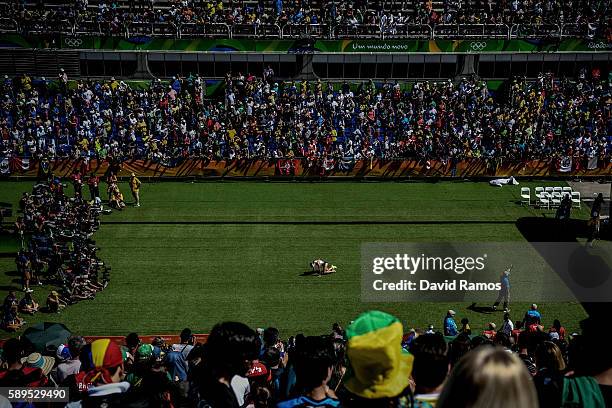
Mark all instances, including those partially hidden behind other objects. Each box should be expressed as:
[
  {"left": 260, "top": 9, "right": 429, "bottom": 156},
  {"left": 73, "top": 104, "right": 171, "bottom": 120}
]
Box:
[{"left": 310, "top": 259, "right": 337, "bottom": 276}]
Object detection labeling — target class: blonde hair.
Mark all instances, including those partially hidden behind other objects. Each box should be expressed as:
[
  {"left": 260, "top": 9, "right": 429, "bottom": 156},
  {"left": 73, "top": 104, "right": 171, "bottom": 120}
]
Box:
[
  {"left": 535, "top": 341, "right": 566, "bottom": 372},
  {"left": 437, "top": 347, "right": 538, "bottom": 408}
]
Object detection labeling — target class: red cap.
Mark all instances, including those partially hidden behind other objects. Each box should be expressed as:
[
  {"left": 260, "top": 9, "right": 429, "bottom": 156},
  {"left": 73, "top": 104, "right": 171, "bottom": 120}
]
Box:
[{"left": 247, "top": 361, "right": 272, "bottom": 382}]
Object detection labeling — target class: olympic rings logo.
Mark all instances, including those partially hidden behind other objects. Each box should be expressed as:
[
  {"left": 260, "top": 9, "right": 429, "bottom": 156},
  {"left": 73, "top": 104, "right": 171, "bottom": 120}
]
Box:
[
  {"left": 64, "top": 37, "right": 83, "bottom": 47},
  {"left": 470, "top": 41, "right": 487, "bottom": 51}
]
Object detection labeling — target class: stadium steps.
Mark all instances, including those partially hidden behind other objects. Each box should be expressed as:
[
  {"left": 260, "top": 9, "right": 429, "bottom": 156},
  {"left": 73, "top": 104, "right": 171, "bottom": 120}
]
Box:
[{"left": 0, "top": 49, "right": 80, "bottom": 78}]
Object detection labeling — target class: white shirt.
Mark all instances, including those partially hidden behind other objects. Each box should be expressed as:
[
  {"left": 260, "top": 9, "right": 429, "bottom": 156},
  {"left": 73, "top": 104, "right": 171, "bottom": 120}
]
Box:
[
  {"left": 502, "top": 319, "right": 514, "bottom": 336},
  {"left": 231, "top": 375, "right": 250, "bottom": 406}
]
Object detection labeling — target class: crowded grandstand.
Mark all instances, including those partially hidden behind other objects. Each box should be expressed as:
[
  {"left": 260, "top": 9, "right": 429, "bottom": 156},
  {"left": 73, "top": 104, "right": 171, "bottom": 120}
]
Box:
[
  {"left": 0, "top": 0, "right": 610, "bottom": 38},
  {"left": 0, "top": 0, "right": 611, "bottom": 406}
]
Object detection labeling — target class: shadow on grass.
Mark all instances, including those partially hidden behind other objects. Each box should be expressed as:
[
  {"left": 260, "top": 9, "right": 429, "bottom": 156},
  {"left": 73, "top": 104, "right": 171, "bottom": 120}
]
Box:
[
  {"left": 515, "top": 216, "right": 611, "bottom": 324},
  {"left": 515, "top": 217, "right": 594, "bottom": 242},
  {"left": 4, "top": 270, "right": 20, "bottom": 277},
  {"left": 300, "top": 270, "right": 321, "bottom": 277},
  {"left": 467, "top": 302, "right": 495, "bottom": 314}
]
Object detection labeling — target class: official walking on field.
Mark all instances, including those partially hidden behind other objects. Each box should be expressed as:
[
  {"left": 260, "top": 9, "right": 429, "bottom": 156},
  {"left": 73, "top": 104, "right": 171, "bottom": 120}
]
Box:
[
  {"left": 130, "top": 172, "right": 142, "bottom": 207},
  {"left": 493, "top": 265, "right": 512, "bottom": 313}
]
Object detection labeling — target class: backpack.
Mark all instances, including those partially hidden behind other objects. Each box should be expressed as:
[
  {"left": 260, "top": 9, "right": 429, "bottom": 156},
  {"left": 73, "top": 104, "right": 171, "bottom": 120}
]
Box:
[{"left": 561, "top": 377, "right": 606, "bottom": 408}]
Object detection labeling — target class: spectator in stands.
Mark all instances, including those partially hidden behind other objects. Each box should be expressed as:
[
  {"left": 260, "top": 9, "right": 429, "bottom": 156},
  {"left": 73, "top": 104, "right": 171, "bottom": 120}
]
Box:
[
  {"left": 460, "top": 317, "right": 471, "bottom": 335},
  {"left": 516, "top": 331, "right": 537, "bottom": 376},
  {"left": 125, "top": 332, "right": 141, "bottom": 358},
  {"left": 57, "top": 336, "right": 86, "bottom": 384},
  {"left": 340, "top": 310, "right": 414, "bottom": 407},
  {"left": 0, "top": 339, "right": 48, "bottom": 387},
  {"left": 549, "top": 319, "right": 566, "bottom": 341},
  {"left": 449, "top": 333, "right": 472, "bottom": 368},
  {"left": 482, "top": 322, "right": 497, "bottom": 338},
  {"left": 261, "top": 346, "right": 285, "bottom": 401},
  {"left": 437, "top": 346, "right": 539, "bottom": 408},
  {"left": 166, "top": 327, "right": 195, "bottom": 400},
  {"left": 501, "top": 312, "right": 514, "bottom": 337},
  {"left": 22, "top": 353, "right": 55, "bottom": 379},
  {"left": 193, "top": 321, "right": 259, "bottom": 407},
  {"left": 534, "top": 341, "right": 566, "bottom": 407},
  {"left": 443, "top": 310, "right": 458, "bottom": 336},
  {"left": 1, "top": 69, "right": 610, "bottom": 167},
  {"left": 410, "top": 332, "right": 449, "bottom": 406},
  {"left": 523, "top": 304, "right": 542, "bottom": 330},
  {"left": 232, "top": 367, "right": 252, "bottom": 407},
  {"left": 278, "top": 336, "right": 339, "bottom": 408},
  {"left": 68, "top": 339, "right": 136, "bottom": 407}
]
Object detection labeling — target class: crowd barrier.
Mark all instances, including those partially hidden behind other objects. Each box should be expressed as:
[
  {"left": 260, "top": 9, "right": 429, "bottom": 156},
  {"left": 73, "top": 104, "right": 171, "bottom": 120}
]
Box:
[
  {"left": 83, "top": 334, "right": 209, "bottom": 347},
  {"left": 1, "top": 158, "right": 611, "bottom": 179}
]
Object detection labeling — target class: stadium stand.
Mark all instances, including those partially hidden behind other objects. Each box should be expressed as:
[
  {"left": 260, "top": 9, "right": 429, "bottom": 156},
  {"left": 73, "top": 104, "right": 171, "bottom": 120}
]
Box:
[
  {"left": 0, "top": 70, "right": 610, "bottom": 165},
  {"left": 0, "top": 0, "right": 609, "bottom": 39},
  {"left": 0, "top": 307, "right": 610, "bottom": 407}
]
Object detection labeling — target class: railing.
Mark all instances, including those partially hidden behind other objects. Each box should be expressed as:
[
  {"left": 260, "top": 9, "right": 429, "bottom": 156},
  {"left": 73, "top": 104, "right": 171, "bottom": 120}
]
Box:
[
  {"left": 73, "top": 20, "right": 102, "bottom": 36},
  {"left": 254, "top": 24, "right": 282, "bottom": 38},
  {"left": 382, "top": 24, "right": 432, "bottom": 39},
  {"left": 230, "top": 23, "right": 255, "bottom": 38},
  {"left": 0, "top": 18, "right": 19, "bottom": 33},
  {"left": 281, "top": 24, "right": 331, "bottom": 39},
  {"left": 177, "top": 22, "right": 230, "bottom": 38},
  {"left": 2, "top": 20, "right": 607, "bottom": 40},
  {"left": 560, "top": 23, "right": 599, "bottom": 39},
  {"left": 510, "top": 24, "right": 561, "bottom": 39},
  {"left": 152, "top": 21, "right": 178, "bottom": 38},
  {"left": 335, "top": 23, "right": 381, "bottom": 38},
  {"left": 433, "top": 24, "right": 510, "bottom": 39},
  {"left": 126, "top": 22, "right": 154, "bottom": 37}
]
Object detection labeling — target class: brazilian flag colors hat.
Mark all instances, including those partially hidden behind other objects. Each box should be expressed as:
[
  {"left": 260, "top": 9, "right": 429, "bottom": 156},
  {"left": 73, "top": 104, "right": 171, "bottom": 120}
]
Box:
[{"left": 344, "top": 310, "right": 414, "bottom": 399}]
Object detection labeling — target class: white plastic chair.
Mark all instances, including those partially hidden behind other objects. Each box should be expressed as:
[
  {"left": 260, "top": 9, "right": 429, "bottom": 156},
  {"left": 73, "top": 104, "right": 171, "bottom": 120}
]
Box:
[
  {"left": 551, "top": 192, "right": 562, "bottom": 207},
  {"left": 571, "top": 191, "right": 581, "bottom": 208},
  {"left": 562, "top": 186, "right": 572, "bottom": 194},
  {"left": 545, "top": 187, "right": 554, "bottom": 194},
  {"left": 553, "top": 187, "right": 563, "bottom": 195},
  {"left": 539, "top": 192, "right": 550, "bottom": 209},
  {"left": 535, "top": 187, "right": 544, "bottom": 199},
  {"left": 520, "top": 187, "right": 531, "bottom": 206}
]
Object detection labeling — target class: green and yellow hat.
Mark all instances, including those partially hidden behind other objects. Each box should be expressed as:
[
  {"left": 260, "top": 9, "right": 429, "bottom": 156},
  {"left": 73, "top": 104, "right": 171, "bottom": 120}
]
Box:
[{"left": 344, "top": 310, "right": 414, "bottom": 399}]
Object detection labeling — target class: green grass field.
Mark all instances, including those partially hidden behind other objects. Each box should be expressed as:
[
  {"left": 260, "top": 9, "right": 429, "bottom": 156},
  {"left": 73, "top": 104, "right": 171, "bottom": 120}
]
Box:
[{"left": 0, "top": 180, "right": 589, "bottom": 337}]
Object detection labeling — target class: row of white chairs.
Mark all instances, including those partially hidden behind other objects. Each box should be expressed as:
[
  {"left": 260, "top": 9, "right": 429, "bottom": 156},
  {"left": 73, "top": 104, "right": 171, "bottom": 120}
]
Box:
[{"left": 520, "top": 186, "right": 581, "bottom": 209}]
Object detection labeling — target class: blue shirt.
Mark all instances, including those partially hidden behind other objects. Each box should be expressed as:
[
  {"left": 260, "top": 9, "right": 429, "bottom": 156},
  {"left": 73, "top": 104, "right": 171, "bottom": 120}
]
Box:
[
  {"left": 165, "top": 350, "right": 188, "bottom": 382},
  {"left": 277, "top": 396, "right": 340, "bottom": 408},
  {"left": 444, "top": 316, "right": 458, "bottom": 336},
  {"left": 501, "top": 275, "right": 510, "bottom": 289}
]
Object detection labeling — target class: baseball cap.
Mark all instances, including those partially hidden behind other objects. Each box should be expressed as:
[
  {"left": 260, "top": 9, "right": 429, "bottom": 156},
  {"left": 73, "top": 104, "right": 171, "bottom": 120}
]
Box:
[{"left": 247, "top": 361, "right": 272, "bottom": 382}]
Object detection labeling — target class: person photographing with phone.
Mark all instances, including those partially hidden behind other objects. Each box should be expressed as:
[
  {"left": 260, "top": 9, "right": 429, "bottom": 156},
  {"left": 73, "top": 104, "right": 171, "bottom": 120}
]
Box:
[{"left": 493, "top": 265, "right": 512, "bottom": 313}]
